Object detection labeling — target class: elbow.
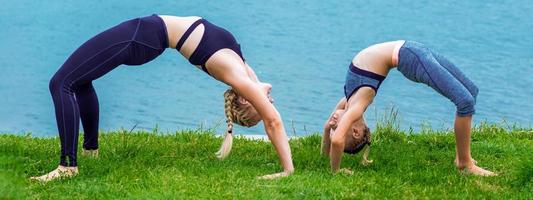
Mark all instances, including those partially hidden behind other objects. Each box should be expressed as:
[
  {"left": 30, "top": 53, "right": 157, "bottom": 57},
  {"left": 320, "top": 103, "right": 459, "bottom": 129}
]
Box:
[
  {"left": 264, "top": 117, "right": 282, "bottom": 131},
  {"left": 263, "top": 117, "right": 284, "bottom": 138},
  {"left": 264, "top": 119, "right": 283, "bottom": 133},
  {"left": 331, "top": 137, "right": 344, "bottom": 149}
]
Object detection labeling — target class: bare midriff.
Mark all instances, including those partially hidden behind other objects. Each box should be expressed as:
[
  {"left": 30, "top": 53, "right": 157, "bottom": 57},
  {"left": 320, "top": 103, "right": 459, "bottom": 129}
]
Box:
[
  {"left": 392, "top": 40, "right": 405, "bottom": 66},
  {"left": 353, "top": 40, "right": 405, "bottom": 76},
  {"left": 158, "top": 15, "right": 203, "bottom": 59}
]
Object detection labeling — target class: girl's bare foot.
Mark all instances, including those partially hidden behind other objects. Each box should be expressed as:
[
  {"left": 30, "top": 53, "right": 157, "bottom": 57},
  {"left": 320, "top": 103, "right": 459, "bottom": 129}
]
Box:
[
  {"left": 82, "top": 149, "right": 99, "bottom": 158},
  {"left": 455, "top": 159, "right": 497, "bottom": 177},
  {"left": 257, "top": 171, "right": 292, "bottom": 180},
  {"left": 460, "top": 164, "right": 498, "bottom": 177},
  {"left": 30, "top": 165, "right": 78, "bottom": 182}
]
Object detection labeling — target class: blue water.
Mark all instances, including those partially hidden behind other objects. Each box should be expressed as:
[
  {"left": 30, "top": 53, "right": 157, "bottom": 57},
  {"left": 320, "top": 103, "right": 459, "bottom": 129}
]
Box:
[{"left": 1, "top": 1, "right": 532, "bottom": 136}]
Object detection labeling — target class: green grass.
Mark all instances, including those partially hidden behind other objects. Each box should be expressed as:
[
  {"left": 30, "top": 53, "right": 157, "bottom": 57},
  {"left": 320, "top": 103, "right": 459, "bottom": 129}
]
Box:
[{"left": 0, "top": 123, "right": 531, "bottom": 199}]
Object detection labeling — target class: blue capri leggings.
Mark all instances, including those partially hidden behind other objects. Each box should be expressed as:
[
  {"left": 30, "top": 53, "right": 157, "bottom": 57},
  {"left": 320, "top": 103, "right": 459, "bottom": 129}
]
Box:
[
  {"left": 397, "top": 41, "right": 479, "bottom": 117},
  {"left": 49, "top": 15, "right": 168, "bottom": 166}
]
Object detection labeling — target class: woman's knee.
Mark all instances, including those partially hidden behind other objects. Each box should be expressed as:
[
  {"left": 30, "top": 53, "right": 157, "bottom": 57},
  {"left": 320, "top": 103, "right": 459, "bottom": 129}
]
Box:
[
  {"left": 49, "top": 73, "right": 75, "bottom": 94},
  {"left": 49, "top": 74, "right": 63, "bottom": 93}
]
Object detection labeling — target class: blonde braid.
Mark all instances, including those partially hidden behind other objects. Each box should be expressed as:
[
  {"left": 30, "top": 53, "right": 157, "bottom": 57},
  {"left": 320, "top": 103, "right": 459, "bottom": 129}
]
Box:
[
  {"left": 215, "top": 89, "right": 263, "bottom": 159},
  {"left": 215, "top": 89, "right": 237, "bottom": 159},
  {"left": 223, "top": 90, "right": 235, "bottom": 134}
]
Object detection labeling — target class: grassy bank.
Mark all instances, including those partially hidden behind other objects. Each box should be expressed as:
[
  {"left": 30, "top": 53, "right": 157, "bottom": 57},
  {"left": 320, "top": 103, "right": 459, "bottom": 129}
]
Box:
[{"left": 0, "top": 122, "right": 531, "bottom": 199}]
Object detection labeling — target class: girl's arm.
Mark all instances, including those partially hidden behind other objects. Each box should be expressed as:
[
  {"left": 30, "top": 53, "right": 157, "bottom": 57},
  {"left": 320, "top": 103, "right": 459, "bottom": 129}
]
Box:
[
  {"left": 334, "top": 97, "right": 347, "bottom": 110},
  {"left": 329, "top": 89, "right": 374, "bottom": 172},
  {"left": 321, "top": 123, "right": 332, "bottom": 156},
  {"left": 322, "top": 97, "right": 347, "bottom": 156}
]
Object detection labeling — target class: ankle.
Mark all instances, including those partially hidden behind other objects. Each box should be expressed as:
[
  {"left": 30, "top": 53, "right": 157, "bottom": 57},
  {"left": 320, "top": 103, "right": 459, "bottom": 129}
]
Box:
[
  {"left": 82, "top": 149, "right": 99, "bottom": 157},
  {"left": 455, "top": 159, "right": 474, "bottom": 170},
  {"left": 57, "top": 165, "right": 78, "bottom": 173}
]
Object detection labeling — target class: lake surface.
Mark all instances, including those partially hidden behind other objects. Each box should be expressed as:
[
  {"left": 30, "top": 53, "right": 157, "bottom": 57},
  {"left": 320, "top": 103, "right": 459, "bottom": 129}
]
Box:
[{"left": 1, "top": 0, "right": 532, "bottom": 136}]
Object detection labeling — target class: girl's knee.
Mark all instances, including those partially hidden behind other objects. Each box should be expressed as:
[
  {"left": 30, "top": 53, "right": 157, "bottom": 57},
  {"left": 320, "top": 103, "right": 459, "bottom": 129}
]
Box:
[
  {"left": 471, "top": 84, "right": 479, "bottom": 101},
  {"left": 457, "top": 95, "right": 476, "bottom": 116}
]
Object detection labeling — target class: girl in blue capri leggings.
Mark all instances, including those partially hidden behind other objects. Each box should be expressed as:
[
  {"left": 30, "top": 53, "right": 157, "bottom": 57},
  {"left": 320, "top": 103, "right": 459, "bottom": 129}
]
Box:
[{"left": 322, "top": 40, "right": 497, "bottom": 176}]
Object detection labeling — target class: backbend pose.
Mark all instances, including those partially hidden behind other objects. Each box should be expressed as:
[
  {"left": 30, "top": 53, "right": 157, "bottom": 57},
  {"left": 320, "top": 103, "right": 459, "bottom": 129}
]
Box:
[
  {"left": 322, "top": 40, "right": 497, "bottom": 176},
  {"left": 31, "top": 14, "right": 294, "bottom": 181},
  {"left": 321, "top": 107, "right": 373, "bottom": 175}
]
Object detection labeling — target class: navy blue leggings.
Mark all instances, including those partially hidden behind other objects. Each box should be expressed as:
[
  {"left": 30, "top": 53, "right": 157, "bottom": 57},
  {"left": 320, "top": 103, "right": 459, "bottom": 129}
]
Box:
[{"left": 49, "top": 14, "right": 168, "bottom": 166}]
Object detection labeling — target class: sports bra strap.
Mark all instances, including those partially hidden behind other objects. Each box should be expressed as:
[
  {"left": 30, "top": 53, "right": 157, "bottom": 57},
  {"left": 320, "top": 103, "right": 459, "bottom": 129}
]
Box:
[{"left": 175, "top": 19, "right": 204, "bottom": 51}]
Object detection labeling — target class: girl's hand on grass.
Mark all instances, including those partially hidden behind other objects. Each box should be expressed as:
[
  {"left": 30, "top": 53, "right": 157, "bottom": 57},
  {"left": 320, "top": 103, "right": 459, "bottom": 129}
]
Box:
[
  {"left": 338, "top": 168, "right": 354, "bottom": 175},
  {"left": 361, "top": 144, "right": 373, "bottom": 166},
  {"left": 361, "top": 157, "right": 373, "bottom": 166},
  {"left": 257, "top": 171, "right": 292, "bottom": 180}
]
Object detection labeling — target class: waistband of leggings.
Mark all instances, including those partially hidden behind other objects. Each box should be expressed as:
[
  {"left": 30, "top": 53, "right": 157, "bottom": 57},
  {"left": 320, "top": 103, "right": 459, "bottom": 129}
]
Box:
[
  {"left": 349, "top": 63, "right": 386, "bottom": 81},
  {"left": 150, "top": 14, "right": 169, "bottom": 48}
]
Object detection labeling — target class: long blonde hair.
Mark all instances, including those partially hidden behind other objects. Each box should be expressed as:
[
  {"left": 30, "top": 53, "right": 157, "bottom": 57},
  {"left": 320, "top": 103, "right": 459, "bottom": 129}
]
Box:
[{"left": 215, "top": 89, "right": 259, "bottom": 159}]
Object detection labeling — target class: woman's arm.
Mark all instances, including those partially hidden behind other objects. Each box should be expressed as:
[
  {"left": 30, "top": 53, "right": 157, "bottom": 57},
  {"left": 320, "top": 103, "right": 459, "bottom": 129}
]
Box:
[
  {"left": 329, "top": 89, "right": 374, "bottom": 172},
  {"left": 230, "top": 77, "right": 294, "bottom": 177},
  {"left": 244, "top": 62, "right": 259, "bottom": 82},
  {"left": 206, "top": 51, "right": 293, "bottom": 178}
]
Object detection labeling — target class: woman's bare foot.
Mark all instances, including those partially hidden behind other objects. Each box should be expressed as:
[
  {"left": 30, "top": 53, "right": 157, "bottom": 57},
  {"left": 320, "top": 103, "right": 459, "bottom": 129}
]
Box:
[
  {"left": 30, "top": 165, "right": 78, "bottom": 182},
  {"left": 82, "top": 149, "right": 99, "bottom": 158}
]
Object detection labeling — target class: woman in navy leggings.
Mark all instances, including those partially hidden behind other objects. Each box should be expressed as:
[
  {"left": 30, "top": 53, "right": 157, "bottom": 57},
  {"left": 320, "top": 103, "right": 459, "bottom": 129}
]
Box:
[{"left": 31, "top": 14, "right": 294, "bottom": 181}]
